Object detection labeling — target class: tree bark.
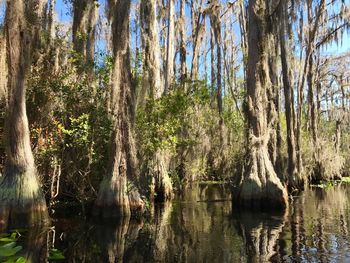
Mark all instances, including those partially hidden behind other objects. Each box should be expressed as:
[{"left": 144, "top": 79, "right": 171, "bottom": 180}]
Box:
[
  {"left": 48, "top": 0, "right": 56, "bottom": 42},
  {"left": 94, "top": 0, "right": 144, "bottom": 218},
  {"left": 238, "top": 0, "right": 248, "bottom": 83},
  {"left": 0, "top": 0, "right": 49, "bottom": 231},
  {"left": 140, "top": 0, "right": 163, "bottom": 98},
  {"left": 267, "top": 33, "right": 281, "bottom": 174},
  {"left": 140, "top": 0, "right": 173, "bottom": 202},
  {"left": 179, "top": 0, "right": 187, "bottom": 83},
  {"left": 164, "top": 0, "right": 175, "bottom": 94},
  {"left": 210, "top": 25, "right": 215, "bottom": 92},
  {"left": 307, "top": 56, "right": 318, "bottom": 146},
  {"left": 0, "top": 31, "right": 7, "bottom": 105},
  {"left": 278, "top": 0, "right": 302, "bottom": 190},
  {"left": 209, "top": 1, "right": 223, "bottom": 123},
  {"left": 295, "top": 0, "right": 325, "bottom": 175},
  {"left": 72, "top": 0, "right": 98, "bottom": 65},
  {"left": 233, "top": 0, "right": 288, "bottom": 210},
  {"left": 190, "top": 0, "right": 205, "bottom": 79}
]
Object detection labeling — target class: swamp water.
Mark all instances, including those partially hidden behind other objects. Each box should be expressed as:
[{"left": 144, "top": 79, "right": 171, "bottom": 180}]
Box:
[{"left": 2, "top": 183, "right": 350, "bottom": 262}]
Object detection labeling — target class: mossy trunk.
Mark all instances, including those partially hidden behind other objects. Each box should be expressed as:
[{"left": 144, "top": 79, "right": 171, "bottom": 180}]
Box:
[
  {"left": 72, "top": 0, "right": 98, "bottom": 65},
  {"left": 179, "top": 0, "right": 187, "bottom": 82},
  {"left": 0, "top": 0, "right": 49, "bottom": 231},
  {"left": 47, "top": 0, "right": 56, "bottom": 42},
  {"left": 233, "top": 0, "right": 288, "bottom": 211},
  {"left": 150, "top": 150, "right": 173, "bottom": 202},
  {"left": 94, "top": 0, "right": 144, "bottom": 219},
  {"left": 140, "top": 0, "right": 173, "bottom": 202},
  {"left": 279, "top": 0, "right": 303, "bottom": 190},
  {"left": 267, "top": 34, "right": 282, "bottom": 175},
  {"left": 164, "top": 0, "right": 175, "bottom": 94},
  {"left": 140, "top": 0, "right": 163, "bottom": 97},
  {"left": 0, "top": 32, "right": 6, "bottom": 105},
  {"left": 190, "top": 0, "right": 205, "bottom": 80}
]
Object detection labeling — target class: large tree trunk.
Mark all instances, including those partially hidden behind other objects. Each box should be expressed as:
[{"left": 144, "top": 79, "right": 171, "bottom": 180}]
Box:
[
  {"left": 0, "top": 30, "right": 7, "bottom": 104},
  {"left": 179, "top": 0, "right": 187, "bottom": 83},
  {"left": 295, "top": 0, "right": 325, "bottom": 175},
  {"left": 164, "top": 0, "right": 175, "bottom": 94},
  {"left": 233, "top": 0, "right": 288, "bottom": 210},
  {"left": 307, "top": 56, "right": 318, "bottom": 146},
  {"left": 190, "top": 0, "right": 205, "bottom": 79},
  {"left": 140, "top": 0, "right": 163, "bottom": 98},
  {"left": 0, "top": 0, "right": 49, "bottom": 231},
  {"left": 209, "top": 1, "right": 223, "bottom": 124},
  {"left": 279, "top": 0, "right": 302, "bottom": 190},
  {"left": 94, "top": 0, "right": 144, "bottom": 219},
  {"left": 267, "top": 33, "right": 281, "bottom": 174},
  {"left": 0, "top": 32, "right": 6, "bottom": 169},
  {"left": 306, "top": 0, "right": 323, "bottom": 182},
  {"left": 140, "top": 0, "right": 173, "bottom": 202},
  {"left": 238, "top": 0, "right": 248, "bottom": 83},
  {"left": 72, "top": 0, "right": 98, "bottom": 65},
  {"left": 47, "top": 0, "right": 56, "bottom": 42}
]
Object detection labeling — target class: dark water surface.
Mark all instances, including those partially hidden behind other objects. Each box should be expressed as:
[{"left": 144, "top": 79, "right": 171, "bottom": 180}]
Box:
[{"left": 8, "top": 183, "right": 350, "bottom": 262}]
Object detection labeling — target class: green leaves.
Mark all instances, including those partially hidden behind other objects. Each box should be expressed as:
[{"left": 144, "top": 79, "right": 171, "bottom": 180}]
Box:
[
  {"left": 341, "top": 177, "right": 350, "bottom": 183},
  {"left": 137, "top": 89, "right": 193, "bottom": 154},
  {"left": 0, "top": 232, "right": 24, "bottom": 263},
  {"left": 27, "top": 49, "right": 112, "bottom": 203},
  {"left": 0, "top": 233, "right": 17, "bottom": 243},
  {"left": 0, "top": 232, "right": 65, "bottom": 262},
  {"left": 60, "top": 114, "right": 91, "bottom": 148},
  {"left": 0, "top": 243, "right": 22, "bottom": 257},
  {"left": 48, "top": 249, "right": 65, "bottom": 261}
]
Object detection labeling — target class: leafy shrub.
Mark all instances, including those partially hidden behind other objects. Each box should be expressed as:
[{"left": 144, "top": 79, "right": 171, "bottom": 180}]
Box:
[
  {"left": 0, "top": 232, "right": 24, "bottom": 263},
  {"left": 27, "top": 45, "right": 112, "bottom": 206}
]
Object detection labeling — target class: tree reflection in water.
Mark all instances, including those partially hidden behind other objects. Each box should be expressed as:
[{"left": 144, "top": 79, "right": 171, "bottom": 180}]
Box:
[
  {"left": 232, "top": 210, "right": 287, "bottom": 262},
  {"left": 286, "top": 185, "right": 350, "bottom": 262},
  {"left": 95, "top": 217, "right": 143, "bottom": 263},
  {"left": 4, "top": 183, "right": 350, "bottom": 262}
]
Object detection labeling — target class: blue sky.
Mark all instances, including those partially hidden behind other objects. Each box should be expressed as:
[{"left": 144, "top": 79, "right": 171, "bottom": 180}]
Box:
[
  {"left": 54, "top": 0, "right": 350, "bottom": 50},
  {"left": 53, "top": 0, "right": 350, "bottom": 82},
  {"left": 0, "top": 0, "right": 348, "bottom": 70}
]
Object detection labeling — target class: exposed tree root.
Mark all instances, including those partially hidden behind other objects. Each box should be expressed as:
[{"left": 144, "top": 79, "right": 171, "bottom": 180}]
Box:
[
  {"left": 93, "top": 176, "right": 144, "bottom": 219},
  {"left": 151, "top": 150, "right": 173, "bottom": 202},
  {"left": 234, "top": 146, "right": 288, "bottom": 210},
  {"left": 0, "top": 167, "right": 49, "bottom": 231}
]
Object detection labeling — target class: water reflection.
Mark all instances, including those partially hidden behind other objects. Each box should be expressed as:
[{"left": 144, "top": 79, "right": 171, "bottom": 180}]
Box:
[
  {"left": 232, "top": 210, "right": 287, "bottom": 262},
  {"left": 96, "top": 218, "right": 143, "bottom": 263},
  {"left": 2, "top": 183, "right": 350, "bottom": 262},
  {"left": 285, "top": 185, "right": 350, "bottom": 262}
]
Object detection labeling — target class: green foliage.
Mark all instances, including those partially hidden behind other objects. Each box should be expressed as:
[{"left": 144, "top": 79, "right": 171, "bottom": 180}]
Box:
[
  {"left": 0, "top": 232, "right": 24, "bottom": 263},
  {"left": 59, "top": 114, "right": 90, "bottom": 148},
  {"left": 137, "top": 79, "right": 245, "bottom": 183},
  {"left": 27, "top": 42, "right": 113, "bottom": 204},
  {"left": 341, "top": 177, "right": 350, "bottom": 183},
  {"left": 48, "top": 249, "right": 65, "bottom": 261},
  {"left": 137, "top": 84, "right": 209, "bottom": 155}
]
